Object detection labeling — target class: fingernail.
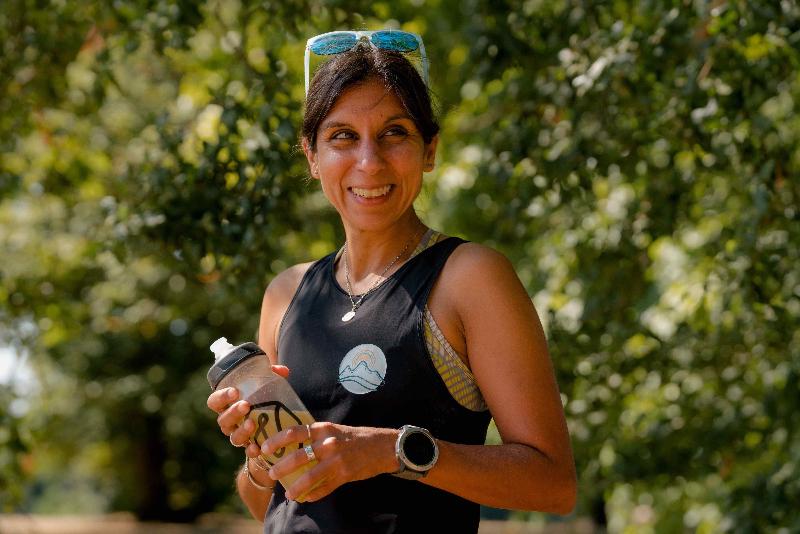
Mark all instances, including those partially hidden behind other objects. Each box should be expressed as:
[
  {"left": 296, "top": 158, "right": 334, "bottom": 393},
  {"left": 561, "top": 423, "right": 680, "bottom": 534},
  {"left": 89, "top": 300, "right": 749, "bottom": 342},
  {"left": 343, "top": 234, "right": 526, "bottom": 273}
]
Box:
[
  {"left": 227, "top": 388, "right": 237, "bottom": 399},
  {"left": 238, "top": 402, "right": 249, "bottom": 413}
]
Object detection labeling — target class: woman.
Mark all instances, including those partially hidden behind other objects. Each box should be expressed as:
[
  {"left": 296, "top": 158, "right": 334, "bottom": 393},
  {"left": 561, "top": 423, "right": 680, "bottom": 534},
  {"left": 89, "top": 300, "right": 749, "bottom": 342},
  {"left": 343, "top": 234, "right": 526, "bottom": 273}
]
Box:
[{"left": 207, "top": 30, "right": 576, "bottom": 532}]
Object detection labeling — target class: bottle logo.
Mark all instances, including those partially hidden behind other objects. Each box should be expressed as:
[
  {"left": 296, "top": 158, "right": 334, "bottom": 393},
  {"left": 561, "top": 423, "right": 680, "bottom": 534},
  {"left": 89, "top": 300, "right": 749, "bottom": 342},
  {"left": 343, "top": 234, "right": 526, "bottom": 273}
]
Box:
[
  {"left": 338, "top": 343, "right": 387, "bottom": 394},
  {"left": 248, "top": 400, "right": 305, "bottom": 465}
]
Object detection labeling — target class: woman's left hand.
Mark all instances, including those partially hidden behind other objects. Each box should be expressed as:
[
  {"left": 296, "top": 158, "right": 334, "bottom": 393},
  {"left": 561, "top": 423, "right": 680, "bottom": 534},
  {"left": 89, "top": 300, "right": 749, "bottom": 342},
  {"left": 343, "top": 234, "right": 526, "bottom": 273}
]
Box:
[{"left": 261, "top": 422, "right": 399, "bottom": 502}]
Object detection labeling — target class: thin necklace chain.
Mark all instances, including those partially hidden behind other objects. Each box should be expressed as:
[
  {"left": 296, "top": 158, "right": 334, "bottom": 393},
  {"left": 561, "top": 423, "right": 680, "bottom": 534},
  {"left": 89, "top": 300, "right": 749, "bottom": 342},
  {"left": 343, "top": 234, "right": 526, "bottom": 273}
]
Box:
[{"left": 342, "top": 229, "right": 422, "bottom": 319}]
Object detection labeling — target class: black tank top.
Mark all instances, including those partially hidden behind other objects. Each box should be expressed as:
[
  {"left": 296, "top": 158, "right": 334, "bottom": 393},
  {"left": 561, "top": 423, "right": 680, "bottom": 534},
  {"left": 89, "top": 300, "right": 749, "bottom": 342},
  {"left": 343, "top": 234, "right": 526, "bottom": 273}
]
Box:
[{"left": 266, "top": 237, "right": 492, "bottom": 533}]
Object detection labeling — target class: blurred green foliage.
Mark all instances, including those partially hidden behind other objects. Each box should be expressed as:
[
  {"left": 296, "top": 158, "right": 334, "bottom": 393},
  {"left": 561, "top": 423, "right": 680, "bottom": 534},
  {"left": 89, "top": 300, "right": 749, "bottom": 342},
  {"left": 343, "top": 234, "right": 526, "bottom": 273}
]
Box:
[{"left": 1, "top": 0, "right": 798, "bottom": 531}]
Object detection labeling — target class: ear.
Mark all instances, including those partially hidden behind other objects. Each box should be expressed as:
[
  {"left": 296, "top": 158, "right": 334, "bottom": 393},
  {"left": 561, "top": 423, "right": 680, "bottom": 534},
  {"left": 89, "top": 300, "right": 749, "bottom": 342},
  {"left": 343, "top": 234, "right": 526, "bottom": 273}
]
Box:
[
  {"left": 423, "top": 135, "right": 439, "bottom": 172},
  {"left": 302, "top": 137, "right": 319, "bottom": 179}
]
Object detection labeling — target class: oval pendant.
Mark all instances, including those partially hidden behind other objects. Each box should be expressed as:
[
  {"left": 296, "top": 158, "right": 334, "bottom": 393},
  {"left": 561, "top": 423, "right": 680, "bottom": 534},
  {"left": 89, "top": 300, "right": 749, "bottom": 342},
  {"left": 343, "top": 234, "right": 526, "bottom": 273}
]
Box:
[{"left": 341, "top": 311, "right": 356, "bottom": 322}]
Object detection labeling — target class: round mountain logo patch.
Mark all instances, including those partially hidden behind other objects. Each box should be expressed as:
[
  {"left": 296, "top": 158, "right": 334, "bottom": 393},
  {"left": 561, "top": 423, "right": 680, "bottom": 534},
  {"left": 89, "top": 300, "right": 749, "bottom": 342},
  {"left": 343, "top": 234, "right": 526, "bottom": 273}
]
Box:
[{"left": 338, "top": 344, "right": 387, "bottom": 394}]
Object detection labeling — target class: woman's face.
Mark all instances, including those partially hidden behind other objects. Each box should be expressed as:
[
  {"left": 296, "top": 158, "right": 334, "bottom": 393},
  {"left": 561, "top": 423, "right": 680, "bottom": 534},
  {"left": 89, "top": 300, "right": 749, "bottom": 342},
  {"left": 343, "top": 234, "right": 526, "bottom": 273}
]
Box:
[{"left": 302, "top": 78, "right": 438, "bottom": 233}]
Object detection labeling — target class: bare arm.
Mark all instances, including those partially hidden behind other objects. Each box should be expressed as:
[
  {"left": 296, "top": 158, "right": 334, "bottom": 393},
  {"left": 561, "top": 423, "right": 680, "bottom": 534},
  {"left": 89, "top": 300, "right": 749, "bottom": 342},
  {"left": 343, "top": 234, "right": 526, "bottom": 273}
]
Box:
[
  {"left": 421, "top": 243, "right": 576, "bottom": 512},
  {"left": 235, "top": 457, "right": 275, "bottom": 521}
]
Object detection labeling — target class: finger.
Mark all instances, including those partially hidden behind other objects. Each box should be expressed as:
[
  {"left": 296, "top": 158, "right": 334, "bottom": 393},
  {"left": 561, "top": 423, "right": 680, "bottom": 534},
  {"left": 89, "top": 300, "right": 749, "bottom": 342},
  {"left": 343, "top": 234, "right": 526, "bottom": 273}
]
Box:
[
  {"left": 207, "top": 387, "right": 239, "bottom": 412},
  {"left": 245, "top": 441, "right": 263, "bottom": 459},
  {"left": 293, "top": 478, "right": 332, "bottom": 503},
  {"left": 261, "top": 424, "right": 309, "bottom": 457},
  {"left": 229, "top": 416, "right": 255, "bottom": 446},
  {"left": 285, "top": 465, "right": 331, "bottom": 502},
  {"left": 269, "top": 446, "right": 322, "bottom": 500},
  {"left": 267, "top": 448, "right": 304, "bottom": 484},
  {"left": 216, "top": 400, "right": 250, "bottom": 435},
  {"left": 271, "top": 364, "right": 290, "bottom": 378}
]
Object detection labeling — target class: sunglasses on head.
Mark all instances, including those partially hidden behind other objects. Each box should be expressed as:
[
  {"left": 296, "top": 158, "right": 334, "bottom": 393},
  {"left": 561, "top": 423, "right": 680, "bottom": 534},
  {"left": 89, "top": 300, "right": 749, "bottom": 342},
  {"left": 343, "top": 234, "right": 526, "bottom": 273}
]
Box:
[{"left": 304, "top": 30, "right": 429, "bottom": 95}]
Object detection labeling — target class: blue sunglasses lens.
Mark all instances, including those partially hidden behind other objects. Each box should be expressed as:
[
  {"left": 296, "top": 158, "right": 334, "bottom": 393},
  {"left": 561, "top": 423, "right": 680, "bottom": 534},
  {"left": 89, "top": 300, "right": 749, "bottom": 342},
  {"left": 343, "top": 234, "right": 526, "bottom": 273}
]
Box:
[
  {"left": 371, "top": 31, "right": 419, "bottom": 52},
  {"left": 310, "top": 33, "right": 358, "bottom": 55}
]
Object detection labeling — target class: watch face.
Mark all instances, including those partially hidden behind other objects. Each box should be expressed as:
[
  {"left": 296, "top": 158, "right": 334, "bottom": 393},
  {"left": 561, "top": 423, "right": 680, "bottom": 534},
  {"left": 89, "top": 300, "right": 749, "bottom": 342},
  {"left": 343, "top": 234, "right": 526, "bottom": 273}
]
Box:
[{"left": 404, "top": 431, "right": 435, "bottom": 467}]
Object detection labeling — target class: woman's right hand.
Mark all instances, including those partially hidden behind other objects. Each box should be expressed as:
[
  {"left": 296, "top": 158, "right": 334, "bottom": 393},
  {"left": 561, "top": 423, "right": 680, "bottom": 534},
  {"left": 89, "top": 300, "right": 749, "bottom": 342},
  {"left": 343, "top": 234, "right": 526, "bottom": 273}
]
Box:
[
  {"left": 207, "top": 386, "right": 257, "bottom": 452},
  {"left": 206, "top": 365, "right": 291, "bottom": 460}
]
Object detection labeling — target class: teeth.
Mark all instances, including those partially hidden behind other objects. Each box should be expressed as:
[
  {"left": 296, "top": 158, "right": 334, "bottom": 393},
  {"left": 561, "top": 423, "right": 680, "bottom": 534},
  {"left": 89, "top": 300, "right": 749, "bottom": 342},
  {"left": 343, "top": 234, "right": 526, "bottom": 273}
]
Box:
[{"left": 351, "top": 185, "right": 392, "bottom": 198}]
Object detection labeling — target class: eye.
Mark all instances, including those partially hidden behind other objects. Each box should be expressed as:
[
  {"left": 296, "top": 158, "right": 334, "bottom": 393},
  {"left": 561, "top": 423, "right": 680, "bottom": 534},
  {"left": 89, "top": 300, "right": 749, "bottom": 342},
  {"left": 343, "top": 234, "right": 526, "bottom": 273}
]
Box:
[
  {"left": 330, "top": 130, "right": 356, "bottom": 141},
  {"left": 384, "top": 126, "right": 408, "bottom": 137}
]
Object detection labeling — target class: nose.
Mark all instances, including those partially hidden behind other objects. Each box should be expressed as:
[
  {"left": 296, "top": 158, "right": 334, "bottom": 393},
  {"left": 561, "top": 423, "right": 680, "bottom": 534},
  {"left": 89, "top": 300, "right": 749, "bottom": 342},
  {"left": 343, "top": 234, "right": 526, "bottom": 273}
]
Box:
[{"left": 355, "top": 137, "right": 386, "bottom": 176}]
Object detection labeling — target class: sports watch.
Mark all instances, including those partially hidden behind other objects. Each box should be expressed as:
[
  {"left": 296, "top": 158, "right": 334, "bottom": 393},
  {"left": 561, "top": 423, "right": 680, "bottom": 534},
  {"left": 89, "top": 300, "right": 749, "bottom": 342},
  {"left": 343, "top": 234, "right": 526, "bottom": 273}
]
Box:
[{"left": 392, "top": 424, "right": 439, "bottom": 480}]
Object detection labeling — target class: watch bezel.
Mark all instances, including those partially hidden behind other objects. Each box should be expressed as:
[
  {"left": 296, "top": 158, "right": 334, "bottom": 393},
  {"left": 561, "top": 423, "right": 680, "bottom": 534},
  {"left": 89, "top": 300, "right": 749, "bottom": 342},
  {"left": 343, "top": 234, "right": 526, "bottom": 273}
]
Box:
[{"left": 395, "top": 424, "right": 439, "bottom": 477}]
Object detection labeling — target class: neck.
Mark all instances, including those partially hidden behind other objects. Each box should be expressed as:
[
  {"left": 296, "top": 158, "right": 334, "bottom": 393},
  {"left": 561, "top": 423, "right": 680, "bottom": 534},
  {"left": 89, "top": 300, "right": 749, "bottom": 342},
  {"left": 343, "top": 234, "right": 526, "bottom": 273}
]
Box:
[{"left": 342, "top": 215, "right": 427, "bottom": 285}]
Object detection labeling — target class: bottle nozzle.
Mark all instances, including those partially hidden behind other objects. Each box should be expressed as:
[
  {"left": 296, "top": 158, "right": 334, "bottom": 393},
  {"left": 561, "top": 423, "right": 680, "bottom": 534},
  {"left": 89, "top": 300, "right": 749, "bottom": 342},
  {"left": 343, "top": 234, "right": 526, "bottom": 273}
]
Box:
[{"left": 210, "top": 337, "right": 236, "bottom": 361}]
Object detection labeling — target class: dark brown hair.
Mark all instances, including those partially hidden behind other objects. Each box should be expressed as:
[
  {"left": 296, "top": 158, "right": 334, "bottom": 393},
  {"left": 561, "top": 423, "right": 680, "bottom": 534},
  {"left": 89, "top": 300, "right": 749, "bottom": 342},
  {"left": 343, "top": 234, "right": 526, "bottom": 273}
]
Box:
[{"left": 302, "top": 42, "right": 439, "bottom": 151}]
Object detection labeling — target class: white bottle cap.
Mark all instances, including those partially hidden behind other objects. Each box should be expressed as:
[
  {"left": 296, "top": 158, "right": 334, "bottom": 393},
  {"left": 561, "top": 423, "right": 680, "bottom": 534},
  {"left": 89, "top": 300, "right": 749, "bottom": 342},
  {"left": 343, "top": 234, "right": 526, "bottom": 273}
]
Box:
[{"left": 210, "top": 337, "right": 236, "bottom": 361}]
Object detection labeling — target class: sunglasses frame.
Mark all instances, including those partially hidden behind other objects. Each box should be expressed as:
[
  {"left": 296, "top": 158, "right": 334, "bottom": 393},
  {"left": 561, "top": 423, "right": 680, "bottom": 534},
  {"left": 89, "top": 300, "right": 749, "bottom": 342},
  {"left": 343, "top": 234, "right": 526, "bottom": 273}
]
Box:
[{"left": 304, "top": 30, "right": 429, "bottom": 96}]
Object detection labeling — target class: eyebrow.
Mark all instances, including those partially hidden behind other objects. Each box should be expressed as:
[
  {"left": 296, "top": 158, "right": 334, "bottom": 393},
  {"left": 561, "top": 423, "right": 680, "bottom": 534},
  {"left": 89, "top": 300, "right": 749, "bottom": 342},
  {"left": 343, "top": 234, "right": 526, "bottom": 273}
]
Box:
[{"left": 320, "top": 114, "right": 414, "bottom": 131}]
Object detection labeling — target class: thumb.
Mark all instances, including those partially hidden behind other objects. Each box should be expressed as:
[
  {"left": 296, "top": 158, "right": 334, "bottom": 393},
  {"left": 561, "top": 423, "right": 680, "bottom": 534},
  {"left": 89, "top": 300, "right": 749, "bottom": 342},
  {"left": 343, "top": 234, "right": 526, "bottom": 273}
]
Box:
[{"left": 271, "top": 364, "right": 290, "bottom": 378}]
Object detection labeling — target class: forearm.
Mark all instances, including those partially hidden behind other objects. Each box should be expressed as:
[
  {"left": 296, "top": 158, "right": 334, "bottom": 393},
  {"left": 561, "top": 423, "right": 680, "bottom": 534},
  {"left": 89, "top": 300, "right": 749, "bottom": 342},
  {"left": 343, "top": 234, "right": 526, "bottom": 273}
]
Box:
[
  {"left": 422, "top": 440, "right": 577, "bottom": 514},
  {"left": 236, "top": 458, "right": 274, "bottom": 521}
]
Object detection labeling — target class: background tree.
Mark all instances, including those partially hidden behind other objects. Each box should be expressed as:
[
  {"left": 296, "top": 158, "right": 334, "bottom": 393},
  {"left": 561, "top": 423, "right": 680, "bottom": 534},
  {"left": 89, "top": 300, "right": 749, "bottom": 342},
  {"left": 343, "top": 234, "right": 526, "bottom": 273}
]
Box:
[
  {"left": 1, "top": 0, "right": 797, "bottom": 531},
  {"left": 428, "top": 1, "right": 799, "bottom": 530}
]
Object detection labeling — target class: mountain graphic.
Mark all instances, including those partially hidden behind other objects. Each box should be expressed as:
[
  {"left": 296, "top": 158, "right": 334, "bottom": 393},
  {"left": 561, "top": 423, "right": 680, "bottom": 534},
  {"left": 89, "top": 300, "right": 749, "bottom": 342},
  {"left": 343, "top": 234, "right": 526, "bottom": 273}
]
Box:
[
  {"left": 339, "top": 375, "right": 383, "bottom": 391},
  {"left": 338, "top": 360, "right": 385, "bottom": 389}
]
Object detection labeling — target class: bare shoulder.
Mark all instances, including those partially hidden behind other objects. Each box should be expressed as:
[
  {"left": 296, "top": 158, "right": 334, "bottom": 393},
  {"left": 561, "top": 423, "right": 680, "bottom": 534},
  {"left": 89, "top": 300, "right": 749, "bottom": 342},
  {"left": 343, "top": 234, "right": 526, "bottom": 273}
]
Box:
[
  {"left": 441, "top": 241, "right": 521, "bottom": 297},
  {"left": 446, "top": 241, "right": 514, "bottom": 273},
  {"left": 437, "top": 240, "right": 539, "bottom": 336},
  {"left": 258, "top": 261, "right": 315, "bottom": 359},
  {"left": 264, "top": 261, "right": 316, "bottom": 304}
]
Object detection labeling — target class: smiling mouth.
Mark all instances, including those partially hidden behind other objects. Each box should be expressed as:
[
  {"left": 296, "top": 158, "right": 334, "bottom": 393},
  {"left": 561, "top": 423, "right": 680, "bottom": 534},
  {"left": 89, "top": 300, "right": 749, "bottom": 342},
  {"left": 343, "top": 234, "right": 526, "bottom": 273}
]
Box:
[{"left": 350, "top": 185, "right": 393, "bottom": 198}]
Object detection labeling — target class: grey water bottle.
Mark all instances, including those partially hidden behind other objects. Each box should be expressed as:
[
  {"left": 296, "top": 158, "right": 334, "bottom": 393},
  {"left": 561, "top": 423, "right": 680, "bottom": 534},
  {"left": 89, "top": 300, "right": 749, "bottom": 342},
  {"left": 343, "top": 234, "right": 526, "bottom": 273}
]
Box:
[{"left": 208, "top": 337, "right": 317, "bottom": 496}]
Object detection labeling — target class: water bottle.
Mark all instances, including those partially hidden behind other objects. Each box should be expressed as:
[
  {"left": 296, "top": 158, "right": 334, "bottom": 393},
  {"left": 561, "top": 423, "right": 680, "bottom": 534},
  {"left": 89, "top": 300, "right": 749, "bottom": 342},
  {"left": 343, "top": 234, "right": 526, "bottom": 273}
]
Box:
[{"left": 208, "top": 337, "right": 317, "bottom": 498}]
